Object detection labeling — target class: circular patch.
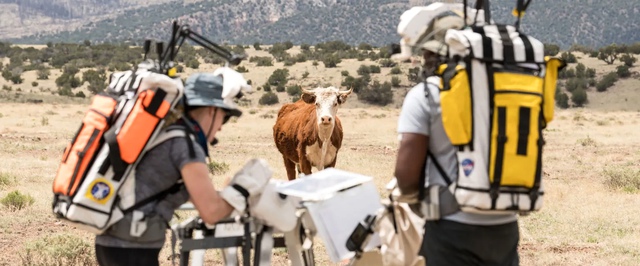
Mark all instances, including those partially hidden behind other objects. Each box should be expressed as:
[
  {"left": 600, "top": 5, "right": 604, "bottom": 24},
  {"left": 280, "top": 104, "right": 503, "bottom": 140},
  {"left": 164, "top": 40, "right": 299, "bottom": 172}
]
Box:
[{"left": 91, "top": 182, "right": 111, "bottom": 200}]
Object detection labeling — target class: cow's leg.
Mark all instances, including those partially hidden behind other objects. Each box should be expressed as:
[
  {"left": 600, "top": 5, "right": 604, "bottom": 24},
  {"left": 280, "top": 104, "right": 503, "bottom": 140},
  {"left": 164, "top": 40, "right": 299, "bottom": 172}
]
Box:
[
  {"left": 296, "top": 163, "right": 302, "bottom": 174},
  {"left": 283, "top": 156, "right": 297, "bottom": 181},
  {"left": 326, "top": 154, "right": 337, "bottom": 169},
  {"left": 299, "top": 148, "right": 313, "bottom": 176}
]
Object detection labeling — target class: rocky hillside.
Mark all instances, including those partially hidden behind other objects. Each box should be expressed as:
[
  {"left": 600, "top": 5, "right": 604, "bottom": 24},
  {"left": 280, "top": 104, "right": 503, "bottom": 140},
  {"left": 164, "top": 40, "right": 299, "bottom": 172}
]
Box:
[{"left": 3, "top": 0, "right": 640, "bottom": 49}]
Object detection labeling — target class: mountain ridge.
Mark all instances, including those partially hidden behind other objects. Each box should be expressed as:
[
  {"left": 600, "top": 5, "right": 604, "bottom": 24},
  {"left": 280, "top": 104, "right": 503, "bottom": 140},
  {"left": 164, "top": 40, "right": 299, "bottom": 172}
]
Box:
[{"left": 3, "top": 0, "right": 639, "bottom": 49}]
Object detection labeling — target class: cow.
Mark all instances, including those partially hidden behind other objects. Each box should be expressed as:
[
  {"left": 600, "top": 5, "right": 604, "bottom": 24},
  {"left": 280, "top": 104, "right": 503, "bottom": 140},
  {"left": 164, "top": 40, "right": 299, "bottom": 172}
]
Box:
[{"left": 273, "top": 86, "right": 352, "bottom": 180}]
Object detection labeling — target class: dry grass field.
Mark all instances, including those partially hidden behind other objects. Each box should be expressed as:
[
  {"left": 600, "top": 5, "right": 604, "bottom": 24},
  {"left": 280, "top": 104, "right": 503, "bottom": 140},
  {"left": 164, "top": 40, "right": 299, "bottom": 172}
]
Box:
[{"left": 0, "top": 47, "right": 639, "bottom": 266}]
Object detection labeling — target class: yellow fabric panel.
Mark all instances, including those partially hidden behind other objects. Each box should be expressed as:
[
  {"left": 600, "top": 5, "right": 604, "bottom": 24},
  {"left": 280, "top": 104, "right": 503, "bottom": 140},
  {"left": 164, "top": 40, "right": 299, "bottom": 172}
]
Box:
[
  {"left": 543, "top": 56, "right": 564, "bottom": 125},
  {"left": 489, "top": 81, "right": 542, "bottom": 188},
  {"left": 494, "top": 72, "right": 543, "bottom": 95},
  {"left": 492, "top": 72, "right": 543, "bottom": 187},
  {"left": 438, "top": 65, "right": 473, "bottom": 146}
]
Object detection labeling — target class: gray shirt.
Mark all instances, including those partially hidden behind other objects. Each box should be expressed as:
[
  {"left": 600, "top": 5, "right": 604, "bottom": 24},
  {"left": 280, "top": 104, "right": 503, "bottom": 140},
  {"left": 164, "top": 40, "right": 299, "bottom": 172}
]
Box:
[
  {"left": 397, "top": 81, "right": 516, "bottom": 226},
  {"left": 95, "top": 135, "right": 206, "bottom": 248}
]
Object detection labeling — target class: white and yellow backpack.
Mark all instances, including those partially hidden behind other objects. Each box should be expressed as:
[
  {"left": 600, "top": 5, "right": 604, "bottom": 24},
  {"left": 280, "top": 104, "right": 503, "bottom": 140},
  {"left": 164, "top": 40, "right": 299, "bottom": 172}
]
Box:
[{"left": 425, "top": 1, "right": 565, "bottom": 215}]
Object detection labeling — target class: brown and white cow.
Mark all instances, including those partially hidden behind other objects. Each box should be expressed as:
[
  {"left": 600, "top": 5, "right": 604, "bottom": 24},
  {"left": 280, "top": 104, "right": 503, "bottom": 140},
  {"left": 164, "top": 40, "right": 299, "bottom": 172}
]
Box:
[{"left": 273, "top": 87, "right": 352, "bottom": 180}]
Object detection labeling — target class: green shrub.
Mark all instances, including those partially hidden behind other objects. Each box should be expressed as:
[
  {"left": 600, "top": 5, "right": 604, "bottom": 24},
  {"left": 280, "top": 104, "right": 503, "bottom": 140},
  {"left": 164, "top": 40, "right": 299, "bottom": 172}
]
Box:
[
  {"left": 268, "top": 68, "right": 289, "bottom": 86},
  {"left": 391, "top": 76, "right": 401, "bottom": 87},
  {"left": 543, "top": 43, "right": 560, "bottom": 56},
  {"left": 341, "top": 70, "right": 350, "bottom": 77},
  {"left": 1, "top": 190, "right": 35, "bottom": 211},
  {"left": 617, "top": 65, "right": 631, "bottom": 78},
  {"left": 321, "top": 54, "right": 341, "bottom": 68},
  {"left": 571, "top": 88, "right": 588, "bottom": 107},
  {"left": 358, "top": 42, "right": 373, "bottom": 51},
  {"left": 603, "top": 166, "right": 640, "bottom": 193},
  {"left": 57, "top": 86, "right": 73, "bottom": 97},
  {"left": 36, "top": 68, "right": 50, "bottom": 80},
  {"left": 575, "top": 63, "right": 586, "bottom": 78},
  {"left": 259, "top": 92, "right": 279, "bottom": 105},
  {"left": 357, "top": 65, "right": 370, "bottom": 76},
  {"left": 207, "top": 161, "right": 230, "bottom": 175},
  {"left": 558, "top": 68, "right": 576, "bottom": 79},
  {"left": 0, "top": 172, "right": 14, "bottom": 187},
  {"left": 560, "top": 51, "right": 577, "bottom": 63},
  {"left": 236, "top": 66, "right": 249, "bottom": 73},
  {"left": 596, "top": 72, "right": 618, "bottom": 92},
  {"left": 249, "top": 56, "right": 273, "bottom": 67},
  {"left": 620, "top": 53, "right": 637, "bottom": 67},
  {"left": 286, "top": 85, "right": 302, "bottom": 96},
  {"left": 276, "top": 85, "right": 286, "bottom": 92},
  {"left": 302, "top": 71, "right": 309, "bottom": 79},
  {"left": 556, "top": 91, "right": 569, "bottom": 109},
  {"left": 390, "top": 66, "right": 402, "bottom": 75},
  {"left": 341, "top": 75, "right": 369, "bottom": 93},
  {"left": 565, "top": 78, "right": 587, "bottom": 92},
  {"left": 358, "top": 81, "right": 393, "bottom": 106},
  {"left": 186, "top": 59, "right": 200, "bottom": 69},
  {"left": 31, "top": 81, "right": 38, "bottom": 87},
  {"left": 294, "top": 53, "right": 308, "bottom": 63},
  {"left": 378, "top": 59, "right": 396, "bottom": 68}
]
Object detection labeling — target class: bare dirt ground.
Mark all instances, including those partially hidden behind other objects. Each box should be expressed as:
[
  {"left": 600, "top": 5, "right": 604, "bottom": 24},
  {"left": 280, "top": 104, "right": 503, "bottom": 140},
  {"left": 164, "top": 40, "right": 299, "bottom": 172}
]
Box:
[
  {"left": 0, "top": 101, "right": 639, "bottom": 265},
  {"left": 0, "top": 47, "right": 639, "bottom": 265}
]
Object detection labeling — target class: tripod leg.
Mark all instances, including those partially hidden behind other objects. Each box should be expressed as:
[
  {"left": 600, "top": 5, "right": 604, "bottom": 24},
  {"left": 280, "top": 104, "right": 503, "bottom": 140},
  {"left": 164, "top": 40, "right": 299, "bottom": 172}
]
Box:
[
  {"left": 191, "top": 230, "right": 205, "bottom": 266},
  {"left": 222, "top": 248, "right": 239, "bottom": 266},
  {"left": 254, "top": 226, "right": 274, "bottom": 266}
]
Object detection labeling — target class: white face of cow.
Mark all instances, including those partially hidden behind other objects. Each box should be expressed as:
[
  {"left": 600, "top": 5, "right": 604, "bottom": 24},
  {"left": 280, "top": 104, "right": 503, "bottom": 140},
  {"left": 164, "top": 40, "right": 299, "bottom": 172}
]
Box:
[{"left": 301, "top": 86, "right": 352, "bottom": 128}]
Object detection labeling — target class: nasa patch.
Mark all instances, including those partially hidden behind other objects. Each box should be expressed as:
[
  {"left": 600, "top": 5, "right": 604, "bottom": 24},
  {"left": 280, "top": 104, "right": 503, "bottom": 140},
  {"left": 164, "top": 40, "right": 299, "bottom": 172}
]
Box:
[
  {"left": 85, "top": 179, "right": 114, "bottom": 204},
  {"left": 461, "top": 159, "right": 474, "bottom": 177},
  {"left": 91, "top": 182, "right": 111, "bottom": 200}
]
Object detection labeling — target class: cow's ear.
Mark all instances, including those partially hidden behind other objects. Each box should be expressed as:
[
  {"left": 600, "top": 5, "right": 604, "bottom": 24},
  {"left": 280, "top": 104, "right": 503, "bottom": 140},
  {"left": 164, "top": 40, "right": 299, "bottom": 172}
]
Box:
[
  {"left": 338, "top": 93, "right": 350, "bottom": 104},
  {"left": 302, "top": 93, "right": 316, "bottom": 104}
]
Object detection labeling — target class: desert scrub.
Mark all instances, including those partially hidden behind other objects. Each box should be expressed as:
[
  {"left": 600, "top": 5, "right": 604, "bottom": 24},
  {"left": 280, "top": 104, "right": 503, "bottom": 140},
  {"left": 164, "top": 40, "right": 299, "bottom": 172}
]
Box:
[
  {"left": 603, "top": 166, "right": 640, "bottom": 193},
  {"left": 0, "top": 172, "right": 14, "bottom": 187},
  {"left": 208, "top": 161, "right": 230, "bottom": 175},
  {"left": 577, "top": 136, "right": 598, "bottom": 147},
  {"left": 21, "top": 233, "right": 94, "bottom": 266},
  {"left": 1, "top": 190, "right": 35, "bottom": 211}
]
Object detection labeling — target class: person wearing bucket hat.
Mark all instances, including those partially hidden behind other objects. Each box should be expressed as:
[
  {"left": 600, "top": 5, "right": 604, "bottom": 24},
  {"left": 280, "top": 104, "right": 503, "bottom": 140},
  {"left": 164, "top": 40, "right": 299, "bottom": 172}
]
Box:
[
  {"left": 94, "top": 67, "right": 266, "bottom": 266},
  {"left": 184, "top": 73, "right": 242, "bottom": 145},
  {"left": 391, "top": 4, "right": 520, "bottom": 266}
]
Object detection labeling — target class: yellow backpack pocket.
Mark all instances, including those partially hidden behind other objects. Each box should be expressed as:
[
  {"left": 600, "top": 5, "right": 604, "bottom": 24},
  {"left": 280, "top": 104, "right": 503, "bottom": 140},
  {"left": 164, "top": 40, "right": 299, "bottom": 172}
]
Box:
[
  {"left": 490, "top": 71, "right": 544, "bottom": 188},
  {"left": 542, "top": 56, "right": 565, "bottom": 126},
  {"left": 437, "top": 63, "right": 472, "bottom": 146}
]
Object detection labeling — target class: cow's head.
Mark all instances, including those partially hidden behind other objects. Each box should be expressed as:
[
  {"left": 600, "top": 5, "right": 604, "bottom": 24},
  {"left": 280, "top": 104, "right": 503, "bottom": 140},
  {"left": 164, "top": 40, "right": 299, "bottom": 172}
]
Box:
[{"left": 301, "top": 86, "right": 352, "bottom": 127}]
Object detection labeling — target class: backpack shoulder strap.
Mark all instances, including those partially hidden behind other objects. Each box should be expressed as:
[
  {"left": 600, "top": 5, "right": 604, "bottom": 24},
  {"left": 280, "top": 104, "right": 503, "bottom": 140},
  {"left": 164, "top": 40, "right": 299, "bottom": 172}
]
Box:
[
  {"left": 418, "top": 80, "right": 454, "bottom": 201},
  {"left": 147, "top": 125, "right": 191, "bottom": 151},
  {"left": 121, "top": 125, "right": 196, "bottom": 215}
]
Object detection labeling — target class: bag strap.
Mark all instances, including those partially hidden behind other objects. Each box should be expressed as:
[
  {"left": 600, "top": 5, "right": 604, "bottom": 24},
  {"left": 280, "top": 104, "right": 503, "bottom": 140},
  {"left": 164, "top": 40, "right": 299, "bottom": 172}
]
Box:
[
  {"left": 121, "top": 125, "right": 196, "bottom": 215},
  {"left": 122, "top": 181, "right": 184, "bottom": 214},
  {"left": 418, "top": 82, "right": 454, "bottom": 201}
]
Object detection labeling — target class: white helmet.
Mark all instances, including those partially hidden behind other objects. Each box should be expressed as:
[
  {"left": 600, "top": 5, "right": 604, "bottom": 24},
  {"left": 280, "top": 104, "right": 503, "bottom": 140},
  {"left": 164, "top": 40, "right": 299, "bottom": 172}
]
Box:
[{"left": 391, "top": 2, "right": 487, "bottom": 61}]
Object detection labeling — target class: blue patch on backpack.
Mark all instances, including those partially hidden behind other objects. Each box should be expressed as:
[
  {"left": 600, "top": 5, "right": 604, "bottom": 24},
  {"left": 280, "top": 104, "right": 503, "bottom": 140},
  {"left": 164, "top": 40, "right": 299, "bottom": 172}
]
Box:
[
  {"left": 91, "top": 182, "right": 111, "bottom": 200},
  {"left": 461, "top": 159, "right": 474, "bottom": 177}
]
